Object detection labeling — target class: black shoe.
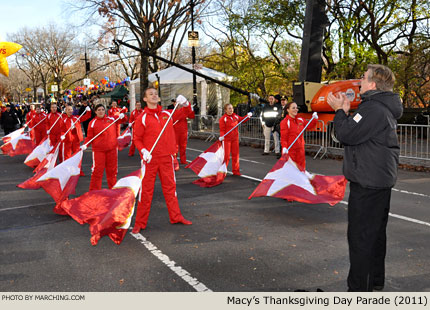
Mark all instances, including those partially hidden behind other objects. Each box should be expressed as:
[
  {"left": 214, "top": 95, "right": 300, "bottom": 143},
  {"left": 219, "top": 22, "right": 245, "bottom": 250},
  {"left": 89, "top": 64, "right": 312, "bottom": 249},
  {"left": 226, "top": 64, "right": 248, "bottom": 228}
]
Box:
[
  {"left": 262, "top": 152, "right": 269, "bottom": 155},
  {"left": 373, "top": 285, "right": 384, "bottom": 291},
  {"left": 276, "top": 153, "right": 281, "bottom": 158}
]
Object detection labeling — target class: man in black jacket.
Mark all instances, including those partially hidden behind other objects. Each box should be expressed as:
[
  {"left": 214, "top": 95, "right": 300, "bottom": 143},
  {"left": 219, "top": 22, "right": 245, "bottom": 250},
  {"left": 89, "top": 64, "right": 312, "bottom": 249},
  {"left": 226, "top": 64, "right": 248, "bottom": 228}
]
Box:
[
  {"left": 327, "top": 64, "right": 403, "bottom": 292},
  {"left": 1, "top": 104, "right": 20, "bottom": 135},
  {"left": 260, "top": 95, "right": 281, "bottom": 155}
]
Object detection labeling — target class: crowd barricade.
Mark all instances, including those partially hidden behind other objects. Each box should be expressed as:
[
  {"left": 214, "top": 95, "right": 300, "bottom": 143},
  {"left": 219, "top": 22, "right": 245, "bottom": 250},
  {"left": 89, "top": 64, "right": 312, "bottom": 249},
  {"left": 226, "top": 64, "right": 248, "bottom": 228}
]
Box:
[{"left": 188, "top": 115, "right": 430, "bottom": 167}]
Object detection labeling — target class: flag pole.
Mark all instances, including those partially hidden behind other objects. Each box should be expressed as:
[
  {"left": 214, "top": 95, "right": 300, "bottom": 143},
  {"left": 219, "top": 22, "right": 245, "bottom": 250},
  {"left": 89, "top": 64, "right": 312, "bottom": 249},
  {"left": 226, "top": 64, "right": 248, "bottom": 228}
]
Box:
[
  {"left": 83, "top": 116, "right": 123, "bottom": 147},
  {"left": 219, "top": 115, "right": 251, "bottom": 140},
  {"left": 28, "top": 116, "right": 47, "bottom": 131},
  {"left": 148, "top": 102, "right": 181, "bottom": 155},
  {"left": 61, "top": 109, "right": 89, "bottom": 138},
  {"left": 286, "top": 113, "right": 318, "bottom": 153},
  {"left": 47, "top": 112, "right": 65, "bottom": 133}
]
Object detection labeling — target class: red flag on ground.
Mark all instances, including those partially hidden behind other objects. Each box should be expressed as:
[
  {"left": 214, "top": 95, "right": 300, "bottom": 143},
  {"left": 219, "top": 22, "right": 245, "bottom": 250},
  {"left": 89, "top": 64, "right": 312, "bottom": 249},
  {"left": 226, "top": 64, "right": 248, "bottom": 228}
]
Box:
[
  {"left": 24, "top": 136, "right": 53, "bottom": 168},
  {"left": 59, "top": 166, "right": 144, "bottom": 245},
  {"left": 35, "top": 150, "right": 83, "bottom": 210},
  {"left": 249, "top": 154, "right": 347, "bottom": 206},
  {"left": 117, "top": 127, "right": 131, "bottom": 151},
  {"left": 2, "top": 127, "right": 25, "bottom": 143},
  {"left": 1, "top": 131, "right": 35, "bottom": 156},
  {"left": 185, "top": 141, "right": 227, "bottom": 187},
  {"left": 18, "top": 143, "right": 60, "bottom": 190}
]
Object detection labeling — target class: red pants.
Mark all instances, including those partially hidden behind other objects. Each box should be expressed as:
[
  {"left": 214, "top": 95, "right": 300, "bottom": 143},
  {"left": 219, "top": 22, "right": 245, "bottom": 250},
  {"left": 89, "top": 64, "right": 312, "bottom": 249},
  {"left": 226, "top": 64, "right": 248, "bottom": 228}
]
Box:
[
  {"left": 175, "top": 130, "right": 188, "bottom": 164},
  {"left": 61, "top": 140, "right": 80, "bottom": 161},
  {"left": 128, "top": 141, "right": 136, "bottom": 156},
  {"left": 89, "top": 148, "right": 118, "bottom": 191},
  {"left": 224, "top": 139, "right": 240, "bottom": 175},
  {"left": 49, "top": 133, "right": 63, "bottom": 162},
  {"left": 34, "top": 129, "right": 46, "bottom": 146},
  {"left": 289, "top": 148, "right": 306, "bottom": 171},
  {"left": 135, "top": 155, "right": 185, "bottom": 228}
]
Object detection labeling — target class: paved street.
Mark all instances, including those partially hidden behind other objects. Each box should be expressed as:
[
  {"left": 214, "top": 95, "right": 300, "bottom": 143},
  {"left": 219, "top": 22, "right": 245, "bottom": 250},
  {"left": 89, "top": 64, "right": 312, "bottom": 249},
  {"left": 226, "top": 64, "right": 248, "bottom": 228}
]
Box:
[{"left": 1, "top": 138, "right": 429, "bottom": 292}]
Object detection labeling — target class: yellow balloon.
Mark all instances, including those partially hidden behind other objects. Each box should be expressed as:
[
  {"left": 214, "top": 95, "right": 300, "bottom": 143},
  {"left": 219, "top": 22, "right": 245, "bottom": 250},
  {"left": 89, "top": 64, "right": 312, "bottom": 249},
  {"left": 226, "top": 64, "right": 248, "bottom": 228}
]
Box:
[{"left": 0, "top": 42, "right": 23, "bottom": 77}]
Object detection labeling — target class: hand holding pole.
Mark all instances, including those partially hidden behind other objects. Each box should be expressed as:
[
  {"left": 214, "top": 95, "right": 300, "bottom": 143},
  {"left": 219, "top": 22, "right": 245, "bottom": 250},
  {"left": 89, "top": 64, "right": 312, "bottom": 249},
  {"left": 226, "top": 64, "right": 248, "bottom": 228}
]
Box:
[
  {"left": 219, "top": 114, "right": 252, "bottom": 141},
  {"left": 287, "top": 113, "right": 318, "bottom": 152}
]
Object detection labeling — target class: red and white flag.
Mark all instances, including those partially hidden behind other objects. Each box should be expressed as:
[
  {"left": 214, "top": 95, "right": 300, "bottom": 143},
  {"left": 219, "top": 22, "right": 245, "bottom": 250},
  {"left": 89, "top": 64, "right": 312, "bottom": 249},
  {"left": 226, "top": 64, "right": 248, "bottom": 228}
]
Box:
[
  {"left": 2, "top": 127, "right": 25, "bottom": 143},
  {"left": 18, "top": 143, "right": 60, "bottom": 190},
  {"left": 117, "top": 127, "right": 132, "bottom": 151},
  {"left": 249, "top": 154, "right": 347, "bottom": 206},
  {"left": 185, "top": 141, "right": 227, "bottom": 187},
  {"left": 24, "top": 136, "right": 53, "bottom": 168},
  {"left": 1, "top": 131, "right": 35, "bottom": 156},
  {"left": 35, "top": 150, "right": 83, "bottom": 209},
  {"left": 59, "top": 166, "right": 145, "bottom": 245}
]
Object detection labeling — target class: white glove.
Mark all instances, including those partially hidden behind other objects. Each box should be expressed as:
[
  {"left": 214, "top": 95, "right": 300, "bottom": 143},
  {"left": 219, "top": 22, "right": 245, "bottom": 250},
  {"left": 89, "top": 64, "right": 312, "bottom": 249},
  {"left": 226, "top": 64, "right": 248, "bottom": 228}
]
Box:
[
  {"left": 60, "top": 135, "right": 65, "bottom": 141},
  {"left": 312, "top": 112, "right": 318, "bottom": 119},
  {"left": 219, "top": 136, "right": 224, "bottom": 142},
  {"left": 80, "top": 144, "right": 87, "bottom": 151},
  {"left": 71, "top": 124, "right": 75, "bottom": 130},
  {"left": 247, "top": 112, "right": 252, "bottom": 117},
  {"left": 141, "top": 148, "right": 152, "bottom": 163},
  {"left": 176, "top": 95, "right": 187, "bottom": 106},
  {"left": 128, "top": 123, "right": 132, "bottom": 128},
  {"left": 85, "top": 106, "right": 91, "bottom": 112},
  {"left": 282, "top": 147, "right": 288, "bottom": 155},
  {"left": 119, "top": 113, "right": 125, "bottom": 119},
  {"left": 47, "top": 130, "right": 50, "bottom": 135}
]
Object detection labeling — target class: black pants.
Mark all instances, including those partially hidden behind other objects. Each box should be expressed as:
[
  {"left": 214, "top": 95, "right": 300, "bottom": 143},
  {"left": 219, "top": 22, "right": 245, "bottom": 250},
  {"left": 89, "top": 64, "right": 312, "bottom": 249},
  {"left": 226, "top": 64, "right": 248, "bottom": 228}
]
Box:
[{"left": 347, "top": 182, "right": 391, "bottom": 292}]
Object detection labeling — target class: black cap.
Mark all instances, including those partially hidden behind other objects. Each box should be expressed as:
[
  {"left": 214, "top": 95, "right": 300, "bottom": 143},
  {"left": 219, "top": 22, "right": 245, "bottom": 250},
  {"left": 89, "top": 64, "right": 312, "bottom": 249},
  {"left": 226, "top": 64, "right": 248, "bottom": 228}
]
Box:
[
  {"left": 171, "top": 98, "right": 176, "bottom": 102},
  {"left": 281, "top": 95, "right": 287, "bottom": 100}
]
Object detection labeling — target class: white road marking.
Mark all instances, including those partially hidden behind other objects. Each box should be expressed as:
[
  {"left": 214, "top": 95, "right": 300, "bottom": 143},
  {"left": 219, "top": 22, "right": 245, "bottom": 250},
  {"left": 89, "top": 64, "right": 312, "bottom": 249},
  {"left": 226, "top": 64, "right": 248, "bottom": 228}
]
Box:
[
  {"left": 0, "top": 202, "right": 54, "bottom": 212},
  {"left": 186, "top": 147, "right": 430, "bottom": 228},
  {"left": 130, "top": 232, "right": 212, "bottom": 292}
]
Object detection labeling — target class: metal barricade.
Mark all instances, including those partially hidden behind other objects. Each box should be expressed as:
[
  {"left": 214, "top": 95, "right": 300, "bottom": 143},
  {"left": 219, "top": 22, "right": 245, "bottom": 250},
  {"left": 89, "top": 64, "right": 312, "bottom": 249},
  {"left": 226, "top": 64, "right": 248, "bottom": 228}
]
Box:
[{"left": 188, "top": 115, "right": 217, "bottom": 141}]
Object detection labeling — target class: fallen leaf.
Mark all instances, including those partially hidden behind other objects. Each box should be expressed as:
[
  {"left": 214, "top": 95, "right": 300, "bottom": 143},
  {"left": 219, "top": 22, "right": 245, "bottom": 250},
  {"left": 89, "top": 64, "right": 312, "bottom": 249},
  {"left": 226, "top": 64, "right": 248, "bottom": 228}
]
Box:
[{"left": 119, "top": 279, "right": 124, "bottom": 285}]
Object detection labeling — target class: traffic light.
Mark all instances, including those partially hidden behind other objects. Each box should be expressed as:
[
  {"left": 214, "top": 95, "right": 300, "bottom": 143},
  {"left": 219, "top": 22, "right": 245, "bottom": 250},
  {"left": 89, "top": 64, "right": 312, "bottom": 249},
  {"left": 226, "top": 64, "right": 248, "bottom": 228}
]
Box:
[{"left": 85, "top": 61, "right": 90, "bottom": 74}]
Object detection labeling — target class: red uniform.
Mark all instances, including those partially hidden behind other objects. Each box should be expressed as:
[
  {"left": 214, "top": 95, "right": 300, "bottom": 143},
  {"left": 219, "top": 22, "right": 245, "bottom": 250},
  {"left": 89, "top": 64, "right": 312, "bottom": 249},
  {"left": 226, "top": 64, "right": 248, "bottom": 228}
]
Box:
[
  {"left": 133, "top": 105, "right": 190, "bottom": 230},
  {"left": 127, "top": 108, "right": 144, "bottom": 156},
  {"left": 280, "top": 115, "right": 316, "bottom": 171},
  {"left": 60, "top": 111, "right": 91, "bottom": 160},
  {"left": 172, "top": 105, "right": 195, "bottom": 164},
  {"left": 46, "top": 112, "right": 64, "bottom": 147},
  {"left": 28, "top": 112, "right": 47, "bottom": 145},
  {"left": 85, "top": 115, "right": 119, "bottom": 191},
  {"left": 219, "top": 113, "right": 249, "bottom": 175},
  {"left": 108, "top": 106, "right": 128, "bottom": 136}
]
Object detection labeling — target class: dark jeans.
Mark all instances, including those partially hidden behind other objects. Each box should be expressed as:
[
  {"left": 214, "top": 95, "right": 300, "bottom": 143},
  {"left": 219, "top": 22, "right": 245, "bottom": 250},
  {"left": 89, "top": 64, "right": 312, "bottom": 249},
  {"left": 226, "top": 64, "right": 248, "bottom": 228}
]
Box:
[{"left": 347, "top": 182, "right": 391, "bottom": 291}]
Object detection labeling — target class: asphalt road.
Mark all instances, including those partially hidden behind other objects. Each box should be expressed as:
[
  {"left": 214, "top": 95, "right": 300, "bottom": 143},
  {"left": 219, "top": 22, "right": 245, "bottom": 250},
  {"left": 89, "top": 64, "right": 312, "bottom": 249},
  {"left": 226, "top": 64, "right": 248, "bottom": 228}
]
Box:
[{"left": 1, "top": 137, "right": 429, "bottom": 292}]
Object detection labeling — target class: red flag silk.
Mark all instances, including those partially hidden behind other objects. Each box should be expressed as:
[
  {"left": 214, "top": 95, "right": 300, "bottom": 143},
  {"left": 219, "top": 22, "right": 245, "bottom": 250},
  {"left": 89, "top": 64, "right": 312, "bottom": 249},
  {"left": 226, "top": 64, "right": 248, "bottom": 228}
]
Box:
[
  {"left": 24, "top": 137, "right": 53, "bottom": 168},
  {"left": 18, "top": 143, "right": 60, "bottom": 190},
  {"left": 117, "top": 127, "right": 131, "bottom": 151},
  {"left": 1, "top": 132, "right": 35, "bottom": 156},
  {"left": 185, "top": 140, "right": 227, "bottom": 187},
  {"left": 249, "top": 155, "right": 347, "bottom": 206},
  {"left": 59, "top": 167, "right": 144, "bottom": 245},
  {"left": 2, "top": 127, "right": 25, "bottom": 143},
  {"left": 35, "top": 150, "right": 83, "bottom": 207}
]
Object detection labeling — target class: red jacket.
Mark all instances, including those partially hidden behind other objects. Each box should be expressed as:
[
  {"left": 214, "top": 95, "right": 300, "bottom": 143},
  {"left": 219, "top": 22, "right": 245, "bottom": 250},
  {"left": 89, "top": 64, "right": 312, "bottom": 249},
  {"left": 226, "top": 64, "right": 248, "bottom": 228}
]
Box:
[
  {"left": 26, "top": 110, "right": 36, "bottom": 123},
  {"left": 219, "top": 113, "right": 248, "bottom": 141},
  {"left": 61, "top": 111, "right": 91, "bottom": 143},
  {"left": 133, "top": 105, "right": 176, "bottom": 157},
  {"left": 108, "top": 106, "right": 128, "bottom": 124},
  {"left": 85, "top": 115, "right": 118, "bottom": 151},
  {"left": 28, "top": 112, "right": 47, "bottom": 131},
  {"left": 280, "top": 115, "right": 316, "bottom": 152},
  {"left": 172, "top": 105, "right": 195, "bottom": 132},
  {"left": 129, "top": 108, "right": 144, "bottom": 125},
  {"left": 46, "top": 112, "right": 64, "bottom": 135}
]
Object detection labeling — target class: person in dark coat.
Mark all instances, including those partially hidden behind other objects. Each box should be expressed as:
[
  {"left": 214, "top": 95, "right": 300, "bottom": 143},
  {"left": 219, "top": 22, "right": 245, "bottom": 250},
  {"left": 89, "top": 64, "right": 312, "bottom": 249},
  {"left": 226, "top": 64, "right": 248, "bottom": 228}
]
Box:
[
  {"left": 327, "top": 64, "right": 403, "bottom": 292},
  {"left": 1, "top": 105, "right": 20, "bottom": 135}
]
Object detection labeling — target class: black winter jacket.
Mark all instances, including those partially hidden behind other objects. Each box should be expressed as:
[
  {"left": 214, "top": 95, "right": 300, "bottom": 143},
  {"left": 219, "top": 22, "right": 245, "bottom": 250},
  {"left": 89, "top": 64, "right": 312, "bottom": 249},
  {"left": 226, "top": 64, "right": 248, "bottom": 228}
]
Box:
[{"left": 333, "top": 90, "right": 403, "bottom": 188}]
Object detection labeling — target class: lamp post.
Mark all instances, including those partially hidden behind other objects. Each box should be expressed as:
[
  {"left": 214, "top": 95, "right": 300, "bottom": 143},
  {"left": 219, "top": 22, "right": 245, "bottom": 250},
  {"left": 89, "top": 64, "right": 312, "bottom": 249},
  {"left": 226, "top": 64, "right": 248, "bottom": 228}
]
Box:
[{"left": 189, "top": 0, "right": 198, "bottom": 108}]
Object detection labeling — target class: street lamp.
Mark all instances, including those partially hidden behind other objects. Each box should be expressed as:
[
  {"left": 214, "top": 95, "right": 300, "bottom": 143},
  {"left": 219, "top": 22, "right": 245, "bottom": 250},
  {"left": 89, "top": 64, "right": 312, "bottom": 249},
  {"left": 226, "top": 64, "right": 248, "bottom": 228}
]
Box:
[{"left": 188, "top": 0, "right": 199, "bottom": 108}]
